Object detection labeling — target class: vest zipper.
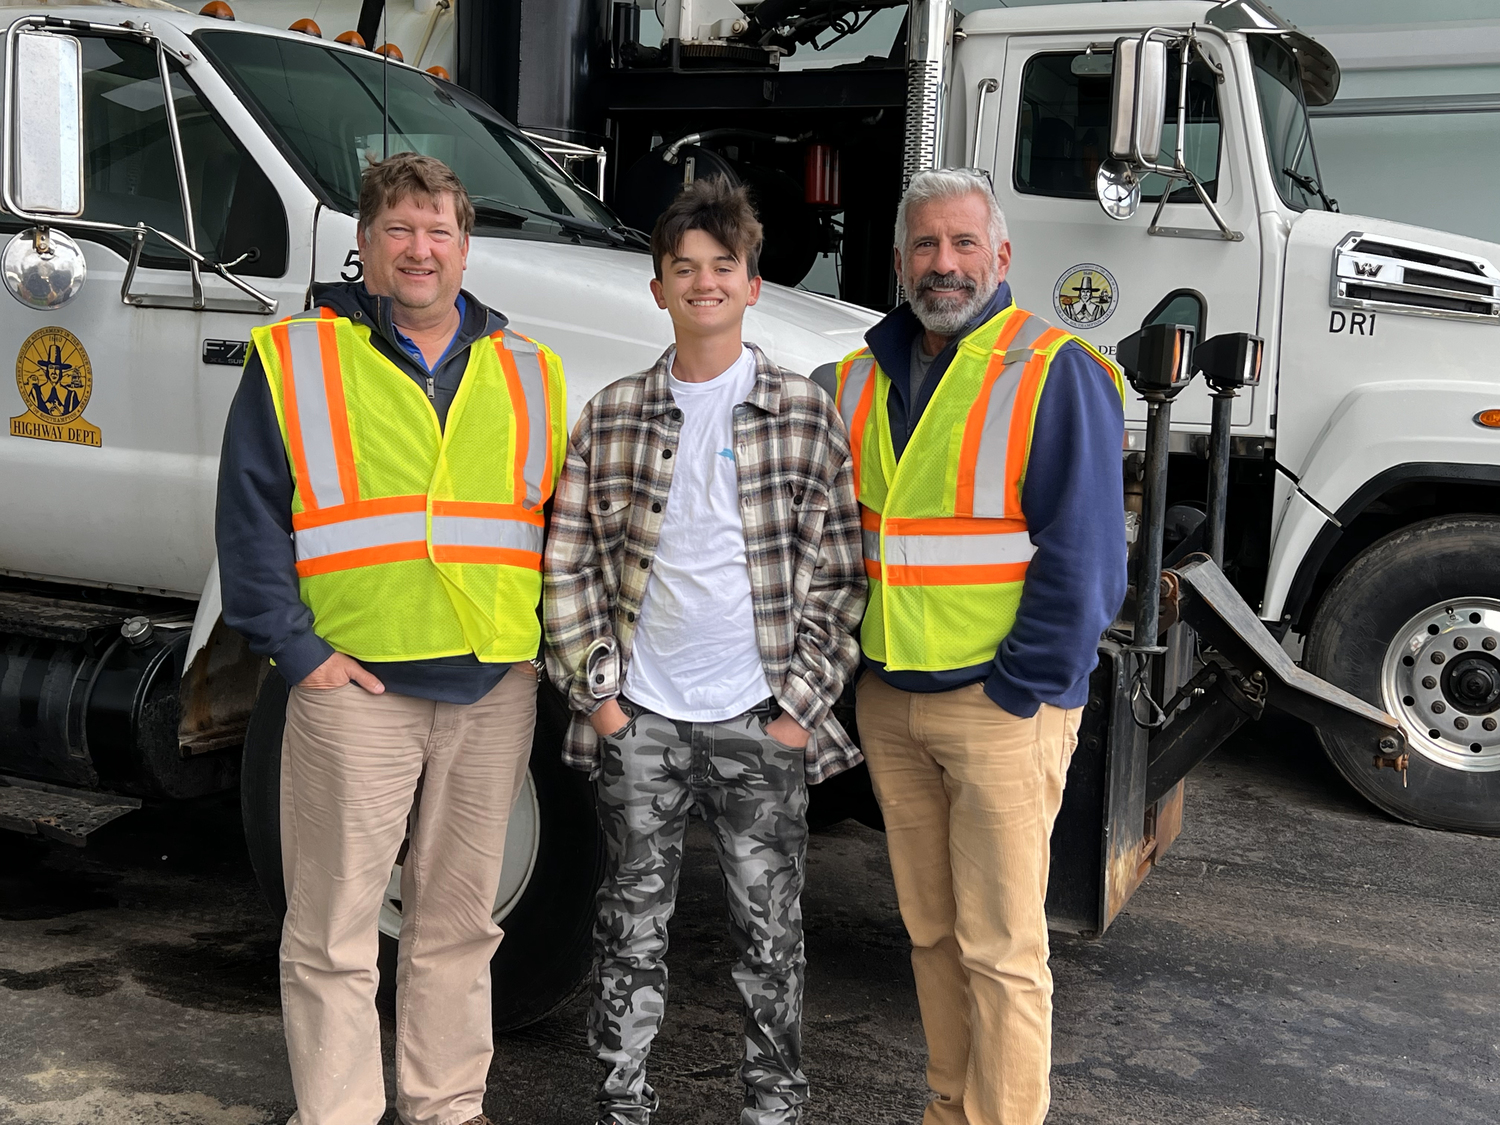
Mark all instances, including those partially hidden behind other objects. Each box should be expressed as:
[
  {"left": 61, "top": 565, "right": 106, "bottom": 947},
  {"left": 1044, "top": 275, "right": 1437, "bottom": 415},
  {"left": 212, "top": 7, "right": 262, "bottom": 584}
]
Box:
[{"left": 425, "top": 375, "right": 435, "bottom": 400}]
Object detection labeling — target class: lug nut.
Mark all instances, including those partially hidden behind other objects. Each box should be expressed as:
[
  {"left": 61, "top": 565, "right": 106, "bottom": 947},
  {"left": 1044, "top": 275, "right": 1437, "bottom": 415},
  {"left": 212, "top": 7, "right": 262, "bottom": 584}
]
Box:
[
  {"left": 1486, "top": 718, "right": 1498, "bottom": 732},
  {"left": 1433, "top": 651, "right": 1447, "bottom": 664},
  {"left": 1432, "top": 700, "right": 1447, "bottom": 713},
  {"left": 1456, "top": 716, "right": 1470, "bottom": 730},
  {"left": 1423, "top": 676, "right": 1437, "bottom": 689},
  {"left": 1455, "top": 636, "right": 1470, "bottom": 650},
  {"left": 1486, "top": 637, "right": 1497, "bottom": 651}
]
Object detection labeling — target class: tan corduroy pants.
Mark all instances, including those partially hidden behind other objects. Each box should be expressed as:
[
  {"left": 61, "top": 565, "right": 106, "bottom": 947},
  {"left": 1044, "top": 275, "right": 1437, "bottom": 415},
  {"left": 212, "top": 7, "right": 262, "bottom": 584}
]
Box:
[
  {"left": 857, "top": 676, "right": 1081, "bottom": 1125},
  {"left": 278, "top": 670, "right": 537, "bottom": 1125}
]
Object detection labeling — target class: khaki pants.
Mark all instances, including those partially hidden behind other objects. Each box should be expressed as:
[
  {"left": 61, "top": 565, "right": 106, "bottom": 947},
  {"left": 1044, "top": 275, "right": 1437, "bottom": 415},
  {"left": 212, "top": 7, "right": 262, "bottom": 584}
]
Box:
[
  {"left": 278, "top": 671, "right": 537, "bottom": 1125},
  {"left": 856, "top": 676, "right": 1081, "bottom": 1125}
]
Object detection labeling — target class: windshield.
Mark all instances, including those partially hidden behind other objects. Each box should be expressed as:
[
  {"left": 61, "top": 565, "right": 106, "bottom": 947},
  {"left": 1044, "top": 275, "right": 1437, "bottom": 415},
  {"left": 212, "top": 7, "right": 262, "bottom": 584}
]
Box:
[
  {"left": 196, "top": 31, "right": 623, "bottom": 240},
  {"left": 1249, "top": 36, "right": 1331, "bottom": 211}
]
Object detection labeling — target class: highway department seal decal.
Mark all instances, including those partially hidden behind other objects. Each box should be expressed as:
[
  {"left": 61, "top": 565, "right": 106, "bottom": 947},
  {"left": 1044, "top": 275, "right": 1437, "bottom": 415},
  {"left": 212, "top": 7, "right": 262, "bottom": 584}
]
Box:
[
  {"left": 11, "top": 326, "right": 101, "bottom": 447},
  {"left": 1053, "top": 263, "right": 1118, "bottom": 329}
]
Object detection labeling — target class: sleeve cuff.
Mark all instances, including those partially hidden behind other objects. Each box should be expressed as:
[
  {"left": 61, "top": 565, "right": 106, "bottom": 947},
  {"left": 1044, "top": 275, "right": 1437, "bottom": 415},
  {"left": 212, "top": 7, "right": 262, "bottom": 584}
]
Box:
[
  {"left": 982, "top": 669, "right": 1041, "bottom": 719},
  {"left": 272, "top": 631, "right": 335, "bottom": 687},
  {"left": 778, "top": 671, "right": 833, "bottom": 732}
]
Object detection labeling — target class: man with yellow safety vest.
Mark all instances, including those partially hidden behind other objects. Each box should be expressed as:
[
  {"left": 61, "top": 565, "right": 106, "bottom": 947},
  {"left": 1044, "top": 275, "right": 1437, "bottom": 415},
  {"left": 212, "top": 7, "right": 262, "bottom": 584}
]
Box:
[
  {"left": 834, "top": 169, "right": 1127, "bottom": 1125},
  {"left": 217, "top": 153, "right": 566, "bottom": 1125}
]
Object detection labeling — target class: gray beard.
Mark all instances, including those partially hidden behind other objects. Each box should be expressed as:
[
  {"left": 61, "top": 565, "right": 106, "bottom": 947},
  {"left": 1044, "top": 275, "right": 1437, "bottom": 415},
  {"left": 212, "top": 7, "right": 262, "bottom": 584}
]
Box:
[{"left": 906, "top": 270, "right": 1000, "bottom": 336}]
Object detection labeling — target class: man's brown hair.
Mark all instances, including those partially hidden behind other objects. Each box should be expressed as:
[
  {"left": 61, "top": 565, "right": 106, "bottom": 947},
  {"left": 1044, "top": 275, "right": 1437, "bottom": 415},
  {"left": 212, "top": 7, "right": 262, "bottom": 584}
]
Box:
[
  {"left": 650, "top": 177, "right": 764, "bottom": 280},
  {"left": 358, "top": 151, "right": 476, "bottom": 238}
]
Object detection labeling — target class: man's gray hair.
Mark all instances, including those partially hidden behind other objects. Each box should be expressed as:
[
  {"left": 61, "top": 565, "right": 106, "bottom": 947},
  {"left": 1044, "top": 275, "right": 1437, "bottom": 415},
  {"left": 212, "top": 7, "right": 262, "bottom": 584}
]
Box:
[{"left": 894, "top": 168, "right": 1009, "bottom": 253}]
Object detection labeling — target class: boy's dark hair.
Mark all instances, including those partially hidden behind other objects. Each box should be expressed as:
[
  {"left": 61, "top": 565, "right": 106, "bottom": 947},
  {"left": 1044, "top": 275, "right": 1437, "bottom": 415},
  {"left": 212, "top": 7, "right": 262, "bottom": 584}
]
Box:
[{"left": 649, "top": 177, "right": 764, "bottom": 281}]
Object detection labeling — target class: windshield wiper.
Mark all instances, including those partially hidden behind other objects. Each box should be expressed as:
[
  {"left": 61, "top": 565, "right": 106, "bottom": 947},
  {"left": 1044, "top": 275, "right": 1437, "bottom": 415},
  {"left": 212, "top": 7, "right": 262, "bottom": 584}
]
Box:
[
  {"left": 1282, "top": 167, "right": 1339, "bottom": 213},
  {"left": 470, "top": 197, "right": 649, "bottom": 249}
]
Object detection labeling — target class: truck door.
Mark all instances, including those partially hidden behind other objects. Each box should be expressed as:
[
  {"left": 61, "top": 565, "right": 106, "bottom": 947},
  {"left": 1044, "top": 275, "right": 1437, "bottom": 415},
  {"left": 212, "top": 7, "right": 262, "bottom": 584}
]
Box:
[
  {"left": 976, "top": 33, "right": 1264, "bottom": 429},
  {"left": 0, "top": 32, "right": 306, "bottom": 597}
]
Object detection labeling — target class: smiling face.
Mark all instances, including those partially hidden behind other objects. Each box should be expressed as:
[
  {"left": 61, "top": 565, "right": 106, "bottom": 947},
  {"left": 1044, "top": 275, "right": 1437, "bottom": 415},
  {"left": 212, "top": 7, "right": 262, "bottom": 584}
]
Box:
[
  {"left": 896, "top": 191, "right": 1011, "bottom": 336},
  {"left": 356, "top": 191, "right": 469, "bottom": 317},
  {"left": 650, "top": 228, "right": 762, "bottom": 341}
]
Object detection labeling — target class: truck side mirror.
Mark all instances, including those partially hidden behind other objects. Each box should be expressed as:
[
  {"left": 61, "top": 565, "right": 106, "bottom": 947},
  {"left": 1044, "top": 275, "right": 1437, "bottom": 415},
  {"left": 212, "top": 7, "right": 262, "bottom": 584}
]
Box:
[
  {"left": 1109, "top": 35, "right": 1166, "bottom": 165},
  {"left": 7, "top": 30, "right": 85, "bottom": 217}
]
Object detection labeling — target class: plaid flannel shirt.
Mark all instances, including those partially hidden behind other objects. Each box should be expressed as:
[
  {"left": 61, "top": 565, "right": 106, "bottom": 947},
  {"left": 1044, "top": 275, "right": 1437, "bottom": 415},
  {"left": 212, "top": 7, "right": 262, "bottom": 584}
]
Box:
[{"left": 543, "top": 343, "right": 867, "bottom": 783}]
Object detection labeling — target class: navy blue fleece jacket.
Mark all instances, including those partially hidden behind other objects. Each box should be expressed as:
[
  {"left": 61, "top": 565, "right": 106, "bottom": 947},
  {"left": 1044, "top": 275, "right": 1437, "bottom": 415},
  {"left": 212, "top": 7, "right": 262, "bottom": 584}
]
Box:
[
  {"left": 215, "top": 282, "right": 513, "bottom": 703},
  {"left": 865, "top": 282, "right": 1128, "bottom": 716}
]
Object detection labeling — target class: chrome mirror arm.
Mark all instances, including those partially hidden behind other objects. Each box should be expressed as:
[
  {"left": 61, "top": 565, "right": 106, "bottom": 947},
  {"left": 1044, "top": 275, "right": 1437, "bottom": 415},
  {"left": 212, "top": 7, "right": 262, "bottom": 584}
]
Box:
[
  {"left": 153, "top": 36, "right": 201, "bottom": 309},
  {"left": 1128, "top": 27, "right": 1243, "bottom": 241}
]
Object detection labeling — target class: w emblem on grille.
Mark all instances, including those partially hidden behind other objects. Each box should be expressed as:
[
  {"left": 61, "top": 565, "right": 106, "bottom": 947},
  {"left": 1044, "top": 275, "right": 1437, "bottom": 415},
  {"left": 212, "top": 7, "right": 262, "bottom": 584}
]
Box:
[{"left": 1353, "top": 261, "right": 1382, "bottom": 277}]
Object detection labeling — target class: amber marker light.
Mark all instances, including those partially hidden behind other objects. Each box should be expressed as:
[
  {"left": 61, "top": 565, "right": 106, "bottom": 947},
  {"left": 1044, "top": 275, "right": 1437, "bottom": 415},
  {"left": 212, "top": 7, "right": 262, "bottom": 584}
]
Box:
[
  {"left": 335, "top": 30, "right": 367, "bottom": 48},
  {"left": 427, "top": 65, "right": 451, "bottom": 80},
  {"left": 1475, "top": 409, "right": 1500, "bottom": 429},
  {"left": 289, "top": 18, "right": 322, "bottom": 37},
  {"left": 375, "top": 42, "right": 404, "bottom": 61},
  {"left": 200, "top": 1, "right": 235, "bottom": 18}
]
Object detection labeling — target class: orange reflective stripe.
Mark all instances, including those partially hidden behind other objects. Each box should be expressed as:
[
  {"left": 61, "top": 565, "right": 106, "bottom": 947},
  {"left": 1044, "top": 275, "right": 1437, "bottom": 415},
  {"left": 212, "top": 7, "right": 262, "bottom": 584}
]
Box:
[
  {"left": 271, "top": 322, "right": 319, "bottom": 511},
  {"left": 494, "top": 338, "right": 530, "bottom": 507},
  {"left": 882, "top": 561, "right": 1031, "bottom": 587},
  {"left": 430, "top": 499, "right": 545, "bottom": 525},
  {"left": 1005, "top": 328, "right": 1069, "bottom": 510},
  {"left": 954, "top": 312, "right": 1031, "bottom": 518},
  {"left": 860, "top": 506, "right": 880, "bottom": 531},
  {"left": 430, "top": 545, "right": 542, "bottom": 568},
  {"left": 883, "top": 515, "right": 1028, "bottom": 537},
  {"left": 295, "top": 540, "right": 429, "bottom": 578},
  {"left": 291, "top": 493, "right": 427, "bottom": 531},
  {"left": 317, "top": 319, "right": 360, "bottom": 505},
  {"left": 864, "top": 559, "right": 883, "bottom": 581}
]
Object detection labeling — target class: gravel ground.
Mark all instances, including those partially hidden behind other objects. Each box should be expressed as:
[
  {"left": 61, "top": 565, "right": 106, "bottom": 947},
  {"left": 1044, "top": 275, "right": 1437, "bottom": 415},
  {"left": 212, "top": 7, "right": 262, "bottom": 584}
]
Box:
[{"left": 1, "top": 714, "right": 1497, "bottom": 1125}]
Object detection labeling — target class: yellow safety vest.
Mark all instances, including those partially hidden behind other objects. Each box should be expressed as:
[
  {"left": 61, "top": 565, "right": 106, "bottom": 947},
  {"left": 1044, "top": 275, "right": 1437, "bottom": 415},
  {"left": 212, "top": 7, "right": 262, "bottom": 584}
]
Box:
[
  {"left": 836, "top": 303, "right": 1124, "bottom": 671},
  {"left": 251, "top": 306, "right": 567, "bottom": 664}
]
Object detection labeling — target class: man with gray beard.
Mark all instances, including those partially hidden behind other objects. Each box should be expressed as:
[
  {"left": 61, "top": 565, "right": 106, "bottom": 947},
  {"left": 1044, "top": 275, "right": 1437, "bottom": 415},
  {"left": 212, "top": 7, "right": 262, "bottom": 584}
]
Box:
[{"left": 829, "top": 169, "right": 1128, "bottom": 1125}]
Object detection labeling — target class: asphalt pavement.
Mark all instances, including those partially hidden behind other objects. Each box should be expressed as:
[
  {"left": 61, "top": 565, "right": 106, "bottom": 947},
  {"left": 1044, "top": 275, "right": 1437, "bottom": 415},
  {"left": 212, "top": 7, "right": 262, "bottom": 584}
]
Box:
[{"left": 1, "top": 715, "right": 1497, "bottom": 1125}]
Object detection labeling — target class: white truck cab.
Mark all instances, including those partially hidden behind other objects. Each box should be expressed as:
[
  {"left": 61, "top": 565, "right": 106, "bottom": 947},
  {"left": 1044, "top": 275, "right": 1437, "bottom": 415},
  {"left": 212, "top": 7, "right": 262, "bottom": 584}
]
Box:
[
  {"left": 944, "top": 0, "right": 1500, "bottom": 834},
  {"left": 0, "top": 2, "right": 873, "bottom": 1026}
]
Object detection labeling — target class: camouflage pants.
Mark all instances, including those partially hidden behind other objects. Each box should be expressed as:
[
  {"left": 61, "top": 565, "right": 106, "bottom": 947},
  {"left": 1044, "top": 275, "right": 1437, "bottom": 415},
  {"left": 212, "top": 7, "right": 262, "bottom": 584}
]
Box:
[{"left": 590, "top": 703, "right": 810, "bottom": 1125}]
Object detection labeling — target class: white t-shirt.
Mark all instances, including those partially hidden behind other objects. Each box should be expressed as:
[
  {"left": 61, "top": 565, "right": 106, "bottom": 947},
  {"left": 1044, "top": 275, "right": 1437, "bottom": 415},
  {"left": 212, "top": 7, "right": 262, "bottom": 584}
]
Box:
[{"left": 624, "top": 345, "right": 773, "bottom": 722}]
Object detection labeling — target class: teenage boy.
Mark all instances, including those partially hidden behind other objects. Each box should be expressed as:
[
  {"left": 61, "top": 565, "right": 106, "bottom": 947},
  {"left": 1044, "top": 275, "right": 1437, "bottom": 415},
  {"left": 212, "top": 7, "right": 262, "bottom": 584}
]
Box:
[{"left": 544, "top": 177, "right": 866, "bottom": 1125}]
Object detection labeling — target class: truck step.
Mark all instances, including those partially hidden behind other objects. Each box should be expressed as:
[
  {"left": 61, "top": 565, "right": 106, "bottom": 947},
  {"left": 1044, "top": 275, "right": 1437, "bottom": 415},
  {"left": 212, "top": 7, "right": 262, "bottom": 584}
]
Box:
[{"left": 0, "top": 775, "right": 141, "bottom": 846}]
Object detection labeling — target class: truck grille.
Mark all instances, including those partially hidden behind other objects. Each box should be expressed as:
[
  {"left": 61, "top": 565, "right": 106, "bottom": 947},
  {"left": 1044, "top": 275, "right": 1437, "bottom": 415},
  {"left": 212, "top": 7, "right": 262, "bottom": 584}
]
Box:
[{"left": 1331, "top": 232, "right": 1500, "bottom": 323}]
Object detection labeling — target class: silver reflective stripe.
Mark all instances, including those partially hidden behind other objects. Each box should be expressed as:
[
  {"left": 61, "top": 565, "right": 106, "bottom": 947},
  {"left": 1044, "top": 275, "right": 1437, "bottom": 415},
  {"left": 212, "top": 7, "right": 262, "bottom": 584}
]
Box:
[
  {"left": 430, "top": 516, "right": 544, "bottom": 554},
  {"left": 968, "top": 316, "right": 1055, "bottom": 518},
  {"left": 838, "top": 355, "right": 877, "bottom": 436},
  {"left": 862, "top": 529, "right": 881, "bottom": 562},
  {"left": 294, "top": 510, "right": 427, "bottom": 562},
  {"left": 286, "top": 318, "right": 345, "bottom": 509},
  {"left": 884, "top": 530, "right": 1035, "bottom": 569},
  {"left": 501, "top": 333, "right": 550, "bottom": 509}
]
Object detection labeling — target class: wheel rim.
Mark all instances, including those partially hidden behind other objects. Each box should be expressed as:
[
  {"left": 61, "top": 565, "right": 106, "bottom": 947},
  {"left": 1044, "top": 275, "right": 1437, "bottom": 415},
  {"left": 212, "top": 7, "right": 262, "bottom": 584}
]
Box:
[
  {"left": 1380, "top": 598, "right": 1500, "bottom": 773},
  {"left": 377, "top": 768, "right": 542, "bottom": 939}
]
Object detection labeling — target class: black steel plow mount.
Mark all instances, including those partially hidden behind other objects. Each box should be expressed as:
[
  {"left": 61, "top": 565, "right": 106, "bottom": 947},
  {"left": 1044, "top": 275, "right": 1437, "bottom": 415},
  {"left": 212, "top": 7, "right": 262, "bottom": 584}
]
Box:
[{"left": 1046, "top": 323, "right": 1404, "bottom": 937}]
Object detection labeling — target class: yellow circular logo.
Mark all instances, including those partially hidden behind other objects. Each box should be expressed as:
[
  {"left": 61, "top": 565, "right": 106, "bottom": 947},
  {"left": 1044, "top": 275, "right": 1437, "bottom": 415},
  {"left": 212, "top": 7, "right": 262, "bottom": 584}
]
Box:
[
  {"left": 1053, "top": 263, "right": 1118, "bottom": 329},
  {"left": 16, "top": 326, "right": 90, "bottom": 425}
]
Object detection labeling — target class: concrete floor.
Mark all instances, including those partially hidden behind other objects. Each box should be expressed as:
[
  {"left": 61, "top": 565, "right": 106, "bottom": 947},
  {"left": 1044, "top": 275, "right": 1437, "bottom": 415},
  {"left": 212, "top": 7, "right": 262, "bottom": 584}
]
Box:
[{"left": 1, "top": 716, "right": 1497, "bottom": 1125}]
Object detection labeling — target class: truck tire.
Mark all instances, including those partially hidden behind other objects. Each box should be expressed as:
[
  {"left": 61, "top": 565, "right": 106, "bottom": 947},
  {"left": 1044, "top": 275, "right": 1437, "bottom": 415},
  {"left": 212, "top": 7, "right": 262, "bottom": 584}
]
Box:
[
  {"left": 240, "top": 675, "right": 604, "bottom": 1030},
  {"left": 1304, "top": 514, "right": 1500, "bottom": 834}
]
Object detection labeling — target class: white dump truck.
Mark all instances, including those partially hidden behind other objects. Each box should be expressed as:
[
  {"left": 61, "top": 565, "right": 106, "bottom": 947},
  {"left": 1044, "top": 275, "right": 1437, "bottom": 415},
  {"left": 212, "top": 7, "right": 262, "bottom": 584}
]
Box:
[{"left": 0, "top": 2, "right": 873, "bottom": 1027}]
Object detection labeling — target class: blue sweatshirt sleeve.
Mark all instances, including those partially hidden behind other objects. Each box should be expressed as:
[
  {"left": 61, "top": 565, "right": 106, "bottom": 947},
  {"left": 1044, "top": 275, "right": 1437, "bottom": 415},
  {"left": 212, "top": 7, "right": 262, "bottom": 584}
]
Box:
[
  {"left": 984, "top": 342, "right": 1127, "bottom": 717},
  {"left": 215, "top": 352, "right": 335, "bottom": 686}
]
